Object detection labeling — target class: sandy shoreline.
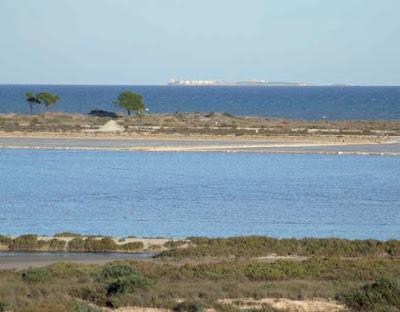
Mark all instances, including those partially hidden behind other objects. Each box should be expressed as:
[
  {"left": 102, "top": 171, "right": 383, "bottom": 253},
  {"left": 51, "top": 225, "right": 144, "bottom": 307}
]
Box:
[{"left": 0, "top": 133, "right": 399, "bottom": 155}]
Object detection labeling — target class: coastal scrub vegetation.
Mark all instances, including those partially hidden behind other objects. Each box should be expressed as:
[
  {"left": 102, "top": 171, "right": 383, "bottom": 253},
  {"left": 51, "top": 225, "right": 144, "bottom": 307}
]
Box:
[
  {"left": 2, "top": 235, "right": 400, "bottom": 310},
  {"left": 1, "top": 234, "right": 400, "bottom": 257},
  {"left": 159, "top": 236, "right": 400, "bottom": 258},
  {"left": 339, "top": 277, "right": 400, "bottom": 311},
  {"left": 54, "top": 232, "right": 82, "bottom": 237},
  {"left": 3, "top": 111, "right": 400, "bottom": 137},
  {"left": 1, "top": 235, "right": 145, "bottom": 253},
  {"left": 0, "top": 258, "right": 400, "bottom": 311}
]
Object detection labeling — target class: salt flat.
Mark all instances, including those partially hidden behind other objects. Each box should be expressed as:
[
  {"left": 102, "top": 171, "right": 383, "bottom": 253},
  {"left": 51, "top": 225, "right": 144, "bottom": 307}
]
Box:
[{"left": 1, "top": 135, "right": 399, "bottom": 155}]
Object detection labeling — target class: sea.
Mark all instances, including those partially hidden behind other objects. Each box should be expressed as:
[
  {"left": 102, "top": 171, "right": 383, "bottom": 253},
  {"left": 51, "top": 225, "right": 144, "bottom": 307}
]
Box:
[
  {"left": 1, "top": 85, "right": 400, "bottom": 240},
  {"left": 1, "top": 149, "right": 399, "bottom": 240},
  {"left": 1, "top": 85, "right": 400, "bottom": 120}
]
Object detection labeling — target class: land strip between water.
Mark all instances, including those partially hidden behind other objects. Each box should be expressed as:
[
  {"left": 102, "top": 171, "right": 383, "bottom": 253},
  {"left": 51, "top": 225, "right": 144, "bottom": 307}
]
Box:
[
  {"left": 1, "top": 112, "right": 400, "bottom": 155},
  {"left": 1, "top": 235, "right": 400, "bottom": 311},
  {"left": 1, "top": 134, "right": 400, "bottom": 156}
]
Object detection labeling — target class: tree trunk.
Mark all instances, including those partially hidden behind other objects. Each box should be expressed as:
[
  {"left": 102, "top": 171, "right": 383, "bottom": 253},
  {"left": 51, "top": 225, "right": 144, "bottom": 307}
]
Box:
[{"left": 30, "top": 103, "right": 33, "bottom": 115}]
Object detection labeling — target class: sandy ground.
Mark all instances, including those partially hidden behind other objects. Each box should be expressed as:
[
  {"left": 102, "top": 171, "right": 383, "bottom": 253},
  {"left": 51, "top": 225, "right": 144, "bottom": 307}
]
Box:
[
  {"left": 34, "top": 235, "right": 173, "bottom": 250},
  {"left": 219, "top": 298, "right": 345, "bottom": 312},
  {"left": 106, "top": 297, "right": 345, "bottom": 312},
  {"left": 0, "top": 133, "right": 399, "bottom": 155}
]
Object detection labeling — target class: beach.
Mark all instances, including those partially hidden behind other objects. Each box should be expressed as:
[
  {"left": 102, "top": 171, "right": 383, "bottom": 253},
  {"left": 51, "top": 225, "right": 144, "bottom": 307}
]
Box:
[{"left": 0, "top": 133, "right": 399, "bottom": 155}]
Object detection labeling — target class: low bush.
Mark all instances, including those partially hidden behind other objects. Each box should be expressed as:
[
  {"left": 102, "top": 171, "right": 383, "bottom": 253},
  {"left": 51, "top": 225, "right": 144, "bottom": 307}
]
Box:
[
  {"left": 97, "top": 263, "right": 139, "bottom": 282},
  {"left": 97, "top": 263, "right": 151, "bottom": 295},
  {"left": 71, "top": 285, "right": 107, "bottom": 306},
  {"left": 340, "top": 278, "right": 400, "bottom": 311},
  {"left": 173, "top": 301, "right": 205, "bottom": 312},
  {"left": 0, "top": 235, "right": 12, "bottom": 246},
  {"left": 160, "top": 236, "right": 400, "bottom": 258},
  {"left": 54, "top": 232, "right": 82, "bottom": 238},
  {"left": 48, "top": 239, "right": 66, "bottom": 250},
  {"left": 121, "top": 242, "right": 144, "bottom": 251},
  {"left": 164, "top": 240, "right": 187, "bottom": 248},
  {"left": 0, "top": 302, "right": 6, "bottom": 312},
  {"left": 10, "top": 234, "right": 40, "bottom": 251},
  {"left": 22, "top": 267, "right": 51, "bottom": 283},
  {"left": 84, "top": 237, "right": 118, "bottom": 252},
  {"left": 68, "top": 237, "right": 86, "bottom": 251},
  {"left": 105, "top": 273, "right": 151, "bottom": 295},
  {"left": 47, "top": 262, "right": 100, "bottom": 279}
]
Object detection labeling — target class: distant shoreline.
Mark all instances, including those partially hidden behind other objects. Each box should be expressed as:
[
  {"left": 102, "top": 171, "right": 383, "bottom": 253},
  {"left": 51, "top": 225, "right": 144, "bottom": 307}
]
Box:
[{"left": 1, "top": 234, "right": 399, "bottom": 270}]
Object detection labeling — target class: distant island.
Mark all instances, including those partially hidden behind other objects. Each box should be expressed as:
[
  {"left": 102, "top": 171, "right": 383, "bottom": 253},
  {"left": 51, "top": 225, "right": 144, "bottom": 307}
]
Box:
[{"left": 168, "top": 79, "right": 353, "bottom": 87}]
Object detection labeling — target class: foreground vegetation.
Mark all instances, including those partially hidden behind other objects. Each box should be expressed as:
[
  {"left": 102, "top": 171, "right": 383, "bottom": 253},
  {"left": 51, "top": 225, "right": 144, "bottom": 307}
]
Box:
[
  {"left": 0, "top": 257, "right": 399, "bottom": 311},
  {"left": 1, "top": 235, "right": 400, "bottom": 311}
]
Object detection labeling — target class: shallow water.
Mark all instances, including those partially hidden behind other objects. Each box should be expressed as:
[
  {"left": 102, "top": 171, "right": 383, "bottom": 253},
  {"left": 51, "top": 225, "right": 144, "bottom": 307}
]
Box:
[
  {"left": 0, "top": 251, "right": 154, "bottom": 259},
  {"left": 1, "top": 149, "right": 399, "bottom": 239}
]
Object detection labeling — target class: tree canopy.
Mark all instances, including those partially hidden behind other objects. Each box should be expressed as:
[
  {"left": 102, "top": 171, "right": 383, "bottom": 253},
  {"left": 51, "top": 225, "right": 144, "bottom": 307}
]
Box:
[
  {"left": 36, "top": 92, "right": 60, "bottom": 111},
  {"left": 25, "top": 92, "right": 41, "bottom": 114},
  {"left": 25, "top": 91, "right": 60, "bottom": 113},
  {"left": 113, "top": 91, "right": 145, "bottom": 116}
]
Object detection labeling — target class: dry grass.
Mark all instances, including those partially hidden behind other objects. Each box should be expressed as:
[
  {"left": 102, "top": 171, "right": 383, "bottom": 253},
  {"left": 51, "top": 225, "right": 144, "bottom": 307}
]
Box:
[{"left": 1, "top": 112, "right": 399, "bottom": 137}]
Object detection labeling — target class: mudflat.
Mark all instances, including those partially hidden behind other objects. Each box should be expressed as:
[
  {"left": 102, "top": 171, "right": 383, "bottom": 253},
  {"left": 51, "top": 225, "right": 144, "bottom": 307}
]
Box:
[
  {"left": 0, "top": 134, "right": 399, "bottom": 155},
  {"left": 0, "top": 251, "right": 155, "bottom": 270}
]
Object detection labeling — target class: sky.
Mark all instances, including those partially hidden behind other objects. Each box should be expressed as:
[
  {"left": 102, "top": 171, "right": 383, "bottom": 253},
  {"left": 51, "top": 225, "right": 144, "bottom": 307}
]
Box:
[{"left": 0, "top": 0, "right": 399, "bottom": 85}]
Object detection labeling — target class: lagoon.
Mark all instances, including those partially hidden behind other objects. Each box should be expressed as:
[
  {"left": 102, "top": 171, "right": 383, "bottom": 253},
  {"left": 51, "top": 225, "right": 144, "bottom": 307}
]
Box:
[{"left": 0, "top": 149, "right": 399, "bottom": 239}]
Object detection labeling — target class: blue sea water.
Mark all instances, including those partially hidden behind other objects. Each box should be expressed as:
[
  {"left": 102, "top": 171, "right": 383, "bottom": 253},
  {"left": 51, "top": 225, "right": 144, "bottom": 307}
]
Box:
[
  {"left": 1, "top": 85, "right": 400, "bottom": 120},
  {"left": 1, "top": 149, "right": 399, "bottom": 239}
]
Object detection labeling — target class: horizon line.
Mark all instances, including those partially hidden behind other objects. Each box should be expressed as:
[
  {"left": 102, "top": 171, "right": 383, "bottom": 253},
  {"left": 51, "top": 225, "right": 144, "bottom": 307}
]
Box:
[{"left": 1, "top": 82, "right": 400, "bottom": 87}]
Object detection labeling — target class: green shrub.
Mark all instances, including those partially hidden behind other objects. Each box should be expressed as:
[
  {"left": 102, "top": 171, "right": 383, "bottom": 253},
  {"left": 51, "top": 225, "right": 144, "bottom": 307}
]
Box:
[
  {"left": 340, "top": 278, "right": 400, "bottom": 311},
  {"left": 68, "top": 237, "right": 85, "bottom": 251},
  {"left": 173, "top": 301, "right": 205, "bottom": 312},
  {"left": 0, "top": 302, "right": 6, "bottom": 312},
  {"left": 84, "top": 237, "right": 118, "bottom": 252},
  {"left": 121, "top": 242, "right": 144, "bottom": 251},
  {"left": 71, "top": 286, "right": 106, "bottom": 306},
  {"left": 97, "top": 263, "right": 151, "bottom": 295},
  {"left": 22, "top": 267, "right": 51, "bottom": 283},
  {"left": 97, "top": 263, "right": 140, "bottom": 282},
  {"left": 10, "top": 234, "right": 40, "bottom": 251},
  {"left": 47, "top": 262, "right": 99, "bottom": 279},
  {"left": 160, "top": 236, "right": 400, "bottom": 258},
  {"left": 54, "top": 232, "right": 82, "bottom": 238},
  {"left": 0, "top": 235, "right": 12, "bottom": 246},
  {"left": 164, "top": 240, "right": 187, "bottom": 248},
  {"left": 48, "top": 239, "right": 66, "bottom": 250},
  {"left": 105, "top": 274, "right": 148, "bottom": 295},
  {"left": 106, "top": 296, "right": 122, "bottom": 309}
]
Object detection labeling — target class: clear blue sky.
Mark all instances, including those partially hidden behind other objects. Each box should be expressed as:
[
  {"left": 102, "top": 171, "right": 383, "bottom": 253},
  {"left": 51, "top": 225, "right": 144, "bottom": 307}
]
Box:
[{"left": 1, "top": 0, "right": 399, "bottom": 85}]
